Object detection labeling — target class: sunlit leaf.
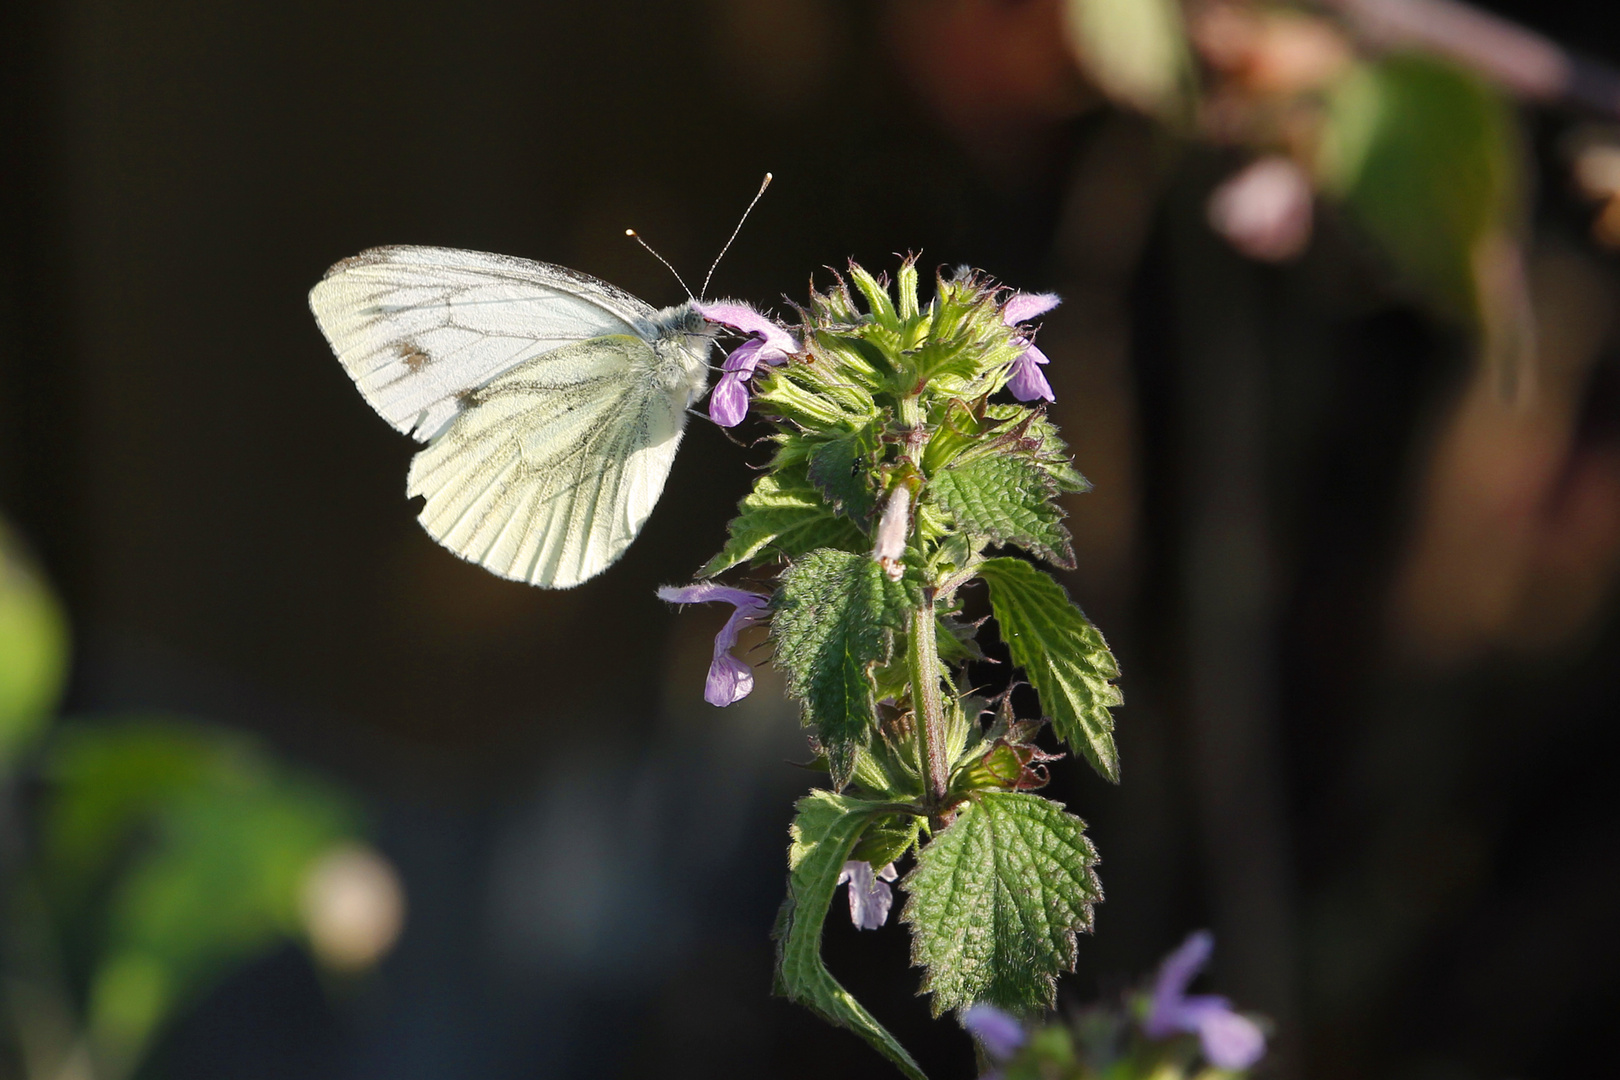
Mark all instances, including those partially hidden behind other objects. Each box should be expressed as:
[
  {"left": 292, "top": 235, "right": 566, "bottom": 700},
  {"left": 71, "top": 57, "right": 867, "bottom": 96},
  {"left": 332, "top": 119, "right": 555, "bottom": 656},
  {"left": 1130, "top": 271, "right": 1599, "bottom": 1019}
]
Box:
[
  {"left": 978, "top": 558, "right": 1122, "bottom": 782},
  {"left": 774, "top": 550, "right": 911, "bottom": 788},
  {"left": 901, "top": 792, "right": 1100, "bottom": 1014},
  {"left": 775, "top": 790, "right": 926, "bottom": 1079}
]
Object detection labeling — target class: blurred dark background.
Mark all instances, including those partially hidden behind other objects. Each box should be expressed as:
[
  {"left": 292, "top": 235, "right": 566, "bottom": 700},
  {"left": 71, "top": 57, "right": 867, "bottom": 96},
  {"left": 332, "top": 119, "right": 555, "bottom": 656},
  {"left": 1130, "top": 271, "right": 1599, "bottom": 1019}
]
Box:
[{"left": 3, "top": 1, "right": 1619, "bottom": 1078}]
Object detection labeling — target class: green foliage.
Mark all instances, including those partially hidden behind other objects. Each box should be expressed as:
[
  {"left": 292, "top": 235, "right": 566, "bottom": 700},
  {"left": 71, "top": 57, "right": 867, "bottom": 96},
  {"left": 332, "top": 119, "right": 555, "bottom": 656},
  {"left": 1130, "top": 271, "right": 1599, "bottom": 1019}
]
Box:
[
  {"left": 808, "top": 424, "right": 881, "bottom": 523},
  {"left": 988, "top": 406, "right": 1091, "bottom": 495},
  {"left": 931, "top": 454, "right": 1075, "bottom": 568},
  {"left": 979, "top": 558, "right": 1122, "bottom": 782},
  {"left": 41, "top": 718, "right": 361, "bottom": 1066},
  {"left": 700, "top": 471, "right": 866, "bottom": 577},
  {"left": 775, "top": 791, "right": 927, "bottom": 1080},
  {"left": 773, "top": 549, "right": 911, "bottom": 788},
  {"left": 901, "top": 792, "right": 1100, "bottom": 1014},
  {"left": 678, "top": 259, "right": 1122, "bottom": 1074},
  {"left": 1317, "top": 53, "right": 1522, "bottom": 324},
  {"left": 0, "top": 521, "right": 69, "bottom": 767}
]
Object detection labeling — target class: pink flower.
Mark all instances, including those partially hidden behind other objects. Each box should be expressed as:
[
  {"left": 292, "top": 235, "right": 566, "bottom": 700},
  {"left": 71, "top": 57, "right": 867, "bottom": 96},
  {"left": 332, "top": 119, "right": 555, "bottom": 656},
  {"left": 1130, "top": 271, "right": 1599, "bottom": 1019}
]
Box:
[
  {"left": 656, "top": 582, "right": 771, "bottom": 706},
  {"left": 693, "top": 301, "right": 798, "bottom": 427},
  {"left": 1001, "top": 292, "right": 1060, "bottom": 403},
  {"left": 1143, "top": 931, "right": 1266, "bottom": 1070}
]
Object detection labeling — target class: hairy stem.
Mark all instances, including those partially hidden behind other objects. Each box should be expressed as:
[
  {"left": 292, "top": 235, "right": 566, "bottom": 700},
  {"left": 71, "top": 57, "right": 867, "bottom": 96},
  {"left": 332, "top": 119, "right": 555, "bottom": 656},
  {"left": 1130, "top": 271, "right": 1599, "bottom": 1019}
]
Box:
[{"left": 908, "top": 587, "right": 950, "bottom": 812}]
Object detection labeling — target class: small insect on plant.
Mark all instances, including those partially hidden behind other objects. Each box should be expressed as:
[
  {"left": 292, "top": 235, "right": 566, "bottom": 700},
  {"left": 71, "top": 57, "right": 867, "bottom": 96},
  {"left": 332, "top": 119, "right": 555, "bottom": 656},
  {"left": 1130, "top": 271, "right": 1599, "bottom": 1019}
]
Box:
[{"left": 309, "top": 180, "right": 1138, "bottom": 1079}]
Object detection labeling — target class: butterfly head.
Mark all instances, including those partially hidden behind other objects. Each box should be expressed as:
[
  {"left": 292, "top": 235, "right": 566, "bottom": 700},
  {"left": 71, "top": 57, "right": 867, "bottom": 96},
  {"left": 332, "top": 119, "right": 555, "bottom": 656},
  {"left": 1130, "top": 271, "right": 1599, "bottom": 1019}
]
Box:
[{"left": 646, "top": 303, "right": 718, "bottom": 405}]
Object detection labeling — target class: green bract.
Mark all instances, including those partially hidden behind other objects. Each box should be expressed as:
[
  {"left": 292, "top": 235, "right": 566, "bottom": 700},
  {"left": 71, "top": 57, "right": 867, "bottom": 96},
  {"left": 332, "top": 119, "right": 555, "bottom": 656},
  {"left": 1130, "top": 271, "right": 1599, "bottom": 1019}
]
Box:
[{"left": 681, "top": 259, "right": 1124, "bottom": 1076}]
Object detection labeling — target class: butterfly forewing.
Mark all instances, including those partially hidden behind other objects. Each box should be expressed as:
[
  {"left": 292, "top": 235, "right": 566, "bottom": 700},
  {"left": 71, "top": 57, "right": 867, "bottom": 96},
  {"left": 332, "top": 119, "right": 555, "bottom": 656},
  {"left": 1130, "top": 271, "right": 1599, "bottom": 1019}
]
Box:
[{"left": 310, "top": 246, "right": 657, "bottom": 441}]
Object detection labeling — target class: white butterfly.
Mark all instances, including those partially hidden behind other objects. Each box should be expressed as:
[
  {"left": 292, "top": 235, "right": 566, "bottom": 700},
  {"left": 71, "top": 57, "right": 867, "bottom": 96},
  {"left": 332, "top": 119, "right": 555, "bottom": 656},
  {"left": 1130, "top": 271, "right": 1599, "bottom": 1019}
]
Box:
[{"left": 310, "top": 245, "right": 715, "bottom": 588}]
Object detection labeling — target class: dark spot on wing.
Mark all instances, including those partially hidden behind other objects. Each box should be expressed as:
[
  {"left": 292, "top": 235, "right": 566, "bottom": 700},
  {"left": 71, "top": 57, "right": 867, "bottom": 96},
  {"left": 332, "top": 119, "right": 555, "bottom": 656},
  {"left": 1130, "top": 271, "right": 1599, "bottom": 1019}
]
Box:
[{"left": 399, "top": 343, "right": 431, "bottom": 373}]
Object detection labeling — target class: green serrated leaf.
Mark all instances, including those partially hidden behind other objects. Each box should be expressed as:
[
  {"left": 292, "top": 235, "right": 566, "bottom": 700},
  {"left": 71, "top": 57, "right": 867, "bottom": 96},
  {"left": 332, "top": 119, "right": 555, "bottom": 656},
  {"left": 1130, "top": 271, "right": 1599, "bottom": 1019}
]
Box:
[
  {"left": 998, "top": 406, "right": 1092, "bottom": 494},
  {"left": 978, "top": 559, "right": 1121, "bottom": 782},
  {"left": 808, "top": 425, "right": 879, "bottom": 524},
  {"left": 701, "top": 474, "right": 866, "bottom": 577},
  {"left": 774, "top": 550, "right": 910, "bottom": 788},
  {"left": 776, "top": 791, "right": 927, "bottom": 1080},
  {"left": 901, "top": 792, "right": 1100, "bottom": 1015},
  {"left": 931, "top": 455, "right": 1075, "bottom": 568}
]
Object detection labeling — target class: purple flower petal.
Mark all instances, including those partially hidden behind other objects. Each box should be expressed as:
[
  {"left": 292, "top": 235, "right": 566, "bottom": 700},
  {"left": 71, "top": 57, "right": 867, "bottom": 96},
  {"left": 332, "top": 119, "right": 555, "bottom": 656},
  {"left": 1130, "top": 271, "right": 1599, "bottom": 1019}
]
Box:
[
  {"left": 1006, "top": 347, "right": 1054, "bottom": 402},
  {"left": 708, "top": 371, "right": 751, "bottom": 427},
  {"left": 1145, "top": 930, "right": 1214, "bottom": 1036},
  {"left": 837, "top": 860, "right": 894, "bottom": 929},
  {"left": 704, "top": 652, "right": 755, "bottom": 707},
  {"left": 657, "top": 583, "right": 771, "bottom": 706},
  {"left": 1000, "top": 294, "right": 1060, "bottom": 402},
  {"left": 693, "top": 302, "right": 798, "bottom": 426},
  {"left": 695, "top": 301, "right": 796, "bottom": 350},
  {"left": 1180, "top": 998, "right": 1267, "bottom": 1071},
  {"left": 961, "top": 1003, "right": 1025, "bottom": 1060},
  {"left": 1142, "top": 931, "right": 1267, "bottom": 1070},
  {"left": 721, "top": 336, "right": 766, "bottom": 374},
  {"left": 1002, "top": 292, "right": 1061, "bottom": 325},
  {"left": 656, "top": 582, "right": 769, "bottom": 610}
]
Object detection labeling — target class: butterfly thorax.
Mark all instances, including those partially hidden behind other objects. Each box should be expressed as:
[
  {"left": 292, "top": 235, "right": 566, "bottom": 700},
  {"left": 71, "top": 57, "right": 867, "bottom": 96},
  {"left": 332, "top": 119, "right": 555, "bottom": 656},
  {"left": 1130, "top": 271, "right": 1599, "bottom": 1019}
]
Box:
[{"left": 641, "top": 302, "right": 716, "bottom": 407}]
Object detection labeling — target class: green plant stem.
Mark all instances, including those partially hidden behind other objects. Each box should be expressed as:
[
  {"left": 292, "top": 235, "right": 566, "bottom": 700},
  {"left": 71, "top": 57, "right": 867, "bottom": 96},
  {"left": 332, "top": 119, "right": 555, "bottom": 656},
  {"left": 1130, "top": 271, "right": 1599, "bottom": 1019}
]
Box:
[
  {"left": 897, "top": 393, "right": 923, "bottom": 430},
  {"left": 908, "top": 587, "right": 950, "bottom": 814}
]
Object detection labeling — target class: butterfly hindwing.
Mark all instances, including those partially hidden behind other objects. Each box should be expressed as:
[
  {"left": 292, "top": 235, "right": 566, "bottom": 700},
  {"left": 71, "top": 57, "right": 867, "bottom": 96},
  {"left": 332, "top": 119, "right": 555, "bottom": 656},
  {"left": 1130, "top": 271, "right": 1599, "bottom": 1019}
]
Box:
[{"left": 404, "top": 335, "right": 689, "bottom": 587}]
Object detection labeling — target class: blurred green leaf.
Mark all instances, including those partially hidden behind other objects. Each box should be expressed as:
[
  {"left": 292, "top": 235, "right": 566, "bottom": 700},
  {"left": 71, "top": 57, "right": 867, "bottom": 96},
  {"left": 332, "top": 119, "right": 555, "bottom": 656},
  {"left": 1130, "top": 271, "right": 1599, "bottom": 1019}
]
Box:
[
  {"left": 1317, "top": 53, "right": 1523, "bottom": 324},
  {"left": 41, "top": 718, "right": 361, "bottom": 1067},
  {"left": 1063, "top": 0, "right": 1191, "bottom": 117},
  {"left": 0, "top": 521, "right": 69, "bottom": 768},
  {"left": 901, "top": 792, "right": 1100, "bottom": 1015},
  {"left": 774, "top": 790, "right": 926, "bottom": 1080}
]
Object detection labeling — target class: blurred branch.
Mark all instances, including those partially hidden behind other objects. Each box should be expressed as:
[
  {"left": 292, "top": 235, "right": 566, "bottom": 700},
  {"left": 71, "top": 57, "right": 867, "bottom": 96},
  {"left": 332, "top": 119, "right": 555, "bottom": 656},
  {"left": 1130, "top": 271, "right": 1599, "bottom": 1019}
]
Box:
[{"left": 1322, "top": 0, "right": 1620, "bottom": 115}]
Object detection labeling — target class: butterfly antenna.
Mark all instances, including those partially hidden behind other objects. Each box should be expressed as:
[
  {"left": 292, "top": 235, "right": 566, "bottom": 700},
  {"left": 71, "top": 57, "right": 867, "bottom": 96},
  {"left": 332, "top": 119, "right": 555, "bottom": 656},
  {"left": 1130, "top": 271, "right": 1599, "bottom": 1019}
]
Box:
[
  {"left": 700, "top": 172, "right": 772, "bottom": 300},
  {"left": 625, "top": 229, "right": 695, "bottom": 300}
]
